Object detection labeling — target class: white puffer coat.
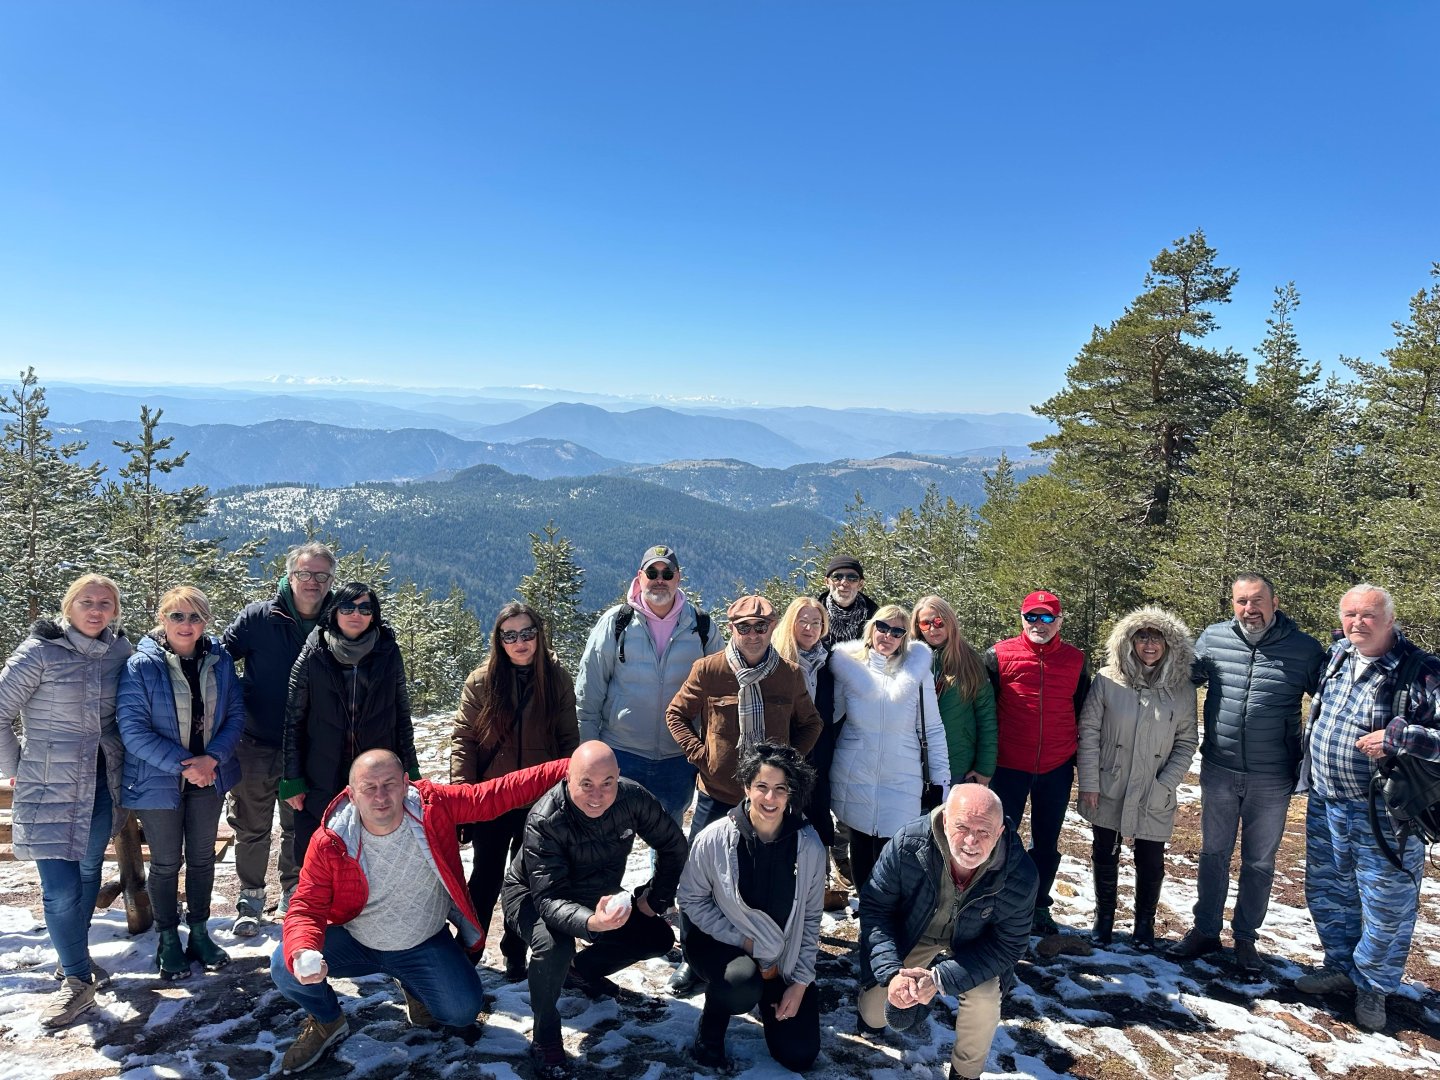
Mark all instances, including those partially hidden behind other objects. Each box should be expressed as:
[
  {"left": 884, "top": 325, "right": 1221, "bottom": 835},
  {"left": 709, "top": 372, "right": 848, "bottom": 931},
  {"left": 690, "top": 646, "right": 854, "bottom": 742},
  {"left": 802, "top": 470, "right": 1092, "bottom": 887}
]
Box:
[
  {"left": 829, "top": 640, "right": 948, "bottom": 838},
  {"left": 1077, "top": 606, "right": 1198, "bottom": 842}
]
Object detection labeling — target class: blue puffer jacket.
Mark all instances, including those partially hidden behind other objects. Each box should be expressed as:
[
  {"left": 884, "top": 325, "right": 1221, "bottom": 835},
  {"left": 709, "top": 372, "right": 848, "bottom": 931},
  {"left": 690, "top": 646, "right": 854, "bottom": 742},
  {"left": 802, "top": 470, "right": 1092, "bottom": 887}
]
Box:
[
  {"left": 1193, "top": 611, "right": 1326, "bottom": 777},
  {"left": 117, "top": 633, "right": 244, "bottom": 809},
  {"left": 859, "top": 808, "right": 1036, "bottom": 997}
]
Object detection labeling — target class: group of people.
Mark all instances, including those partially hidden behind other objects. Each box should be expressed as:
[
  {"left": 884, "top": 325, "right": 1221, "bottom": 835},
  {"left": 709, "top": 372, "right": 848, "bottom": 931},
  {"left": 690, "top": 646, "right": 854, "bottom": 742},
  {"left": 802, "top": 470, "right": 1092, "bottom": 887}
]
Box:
[{"left": 1, "top": 541, "right": 1436, "bottom": 1077}]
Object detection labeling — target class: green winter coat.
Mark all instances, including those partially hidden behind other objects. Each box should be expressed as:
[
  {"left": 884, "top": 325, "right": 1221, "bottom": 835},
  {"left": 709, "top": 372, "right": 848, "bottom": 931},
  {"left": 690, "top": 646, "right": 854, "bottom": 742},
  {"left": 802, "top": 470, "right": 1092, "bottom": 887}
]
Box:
[{"left": 932, "top": 649, "right": 997, "bottom": 781}]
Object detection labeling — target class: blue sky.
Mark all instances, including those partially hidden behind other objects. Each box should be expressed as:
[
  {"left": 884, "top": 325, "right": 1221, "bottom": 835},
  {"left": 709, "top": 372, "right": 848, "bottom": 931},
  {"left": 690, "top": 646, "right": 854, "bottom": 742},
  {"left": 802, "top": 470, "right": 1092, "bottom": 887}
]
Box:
[{"left": 1, "top": 2, "right": 1436, "bottom": 412}]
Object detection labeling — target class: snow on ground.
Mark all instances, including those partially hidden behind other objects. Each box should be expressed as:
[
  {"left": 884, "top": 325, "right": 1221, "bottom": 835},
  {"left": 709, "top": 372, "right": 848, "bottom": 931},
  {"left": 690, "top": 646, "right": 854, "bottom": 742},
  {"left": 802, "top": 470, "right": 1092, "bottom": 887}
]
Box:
[{"left": 2, "top": 720, "right": 1440, "bottom": 1079}]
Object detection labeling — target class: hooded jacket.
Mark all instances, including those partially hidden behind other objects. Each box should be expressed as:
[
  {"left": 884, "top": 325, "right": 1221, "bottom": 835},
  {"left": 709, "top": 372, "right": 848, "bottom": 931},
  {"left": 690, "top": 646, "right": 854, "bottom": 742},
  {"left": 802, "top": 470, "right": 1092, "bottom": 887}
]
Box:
[
  {"left": 1193, "top": 610, "right": 1325, "bottom": 777},
  {"left": 0, "top": 619, "right": 133, "bottom": 861},
  {"left": 117, "top": 632, "right": 245, "bottom": 809},
  {"left": 280, "top": 761, "right": 568, "bottom": 971},
  {"left": 1077, "top": 607, "right": 1199, "bottom": 842}
]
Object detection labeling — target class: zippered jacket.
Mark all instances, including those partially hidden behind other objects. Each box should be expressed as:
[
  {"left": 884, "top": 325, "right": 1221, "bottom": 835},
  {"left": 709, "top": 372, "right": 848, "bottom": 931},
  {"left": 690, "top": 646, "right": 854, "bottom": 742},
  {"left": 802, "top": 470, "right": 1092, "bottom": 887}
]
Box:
[
  {"left": 223, "top": 593, "right": 312, "bottom": 746},
  {"left": 985, "top": 635, "right": 1090, "bottom": 774}
]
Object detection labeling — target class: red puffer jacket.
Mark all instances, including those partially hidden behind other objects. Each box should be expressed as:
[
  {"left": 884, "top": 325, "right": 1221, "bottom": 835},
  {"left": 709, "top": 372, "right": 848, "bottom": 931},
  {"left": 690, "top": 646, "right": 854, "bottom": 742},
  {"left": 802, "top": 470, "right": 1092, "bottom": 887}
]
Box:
[
  {"left": 282, "top": 760, "right": 568, "bottom": 971},
  {"left": 988, "top": 635, "right": 1089, "bottom": 774}
]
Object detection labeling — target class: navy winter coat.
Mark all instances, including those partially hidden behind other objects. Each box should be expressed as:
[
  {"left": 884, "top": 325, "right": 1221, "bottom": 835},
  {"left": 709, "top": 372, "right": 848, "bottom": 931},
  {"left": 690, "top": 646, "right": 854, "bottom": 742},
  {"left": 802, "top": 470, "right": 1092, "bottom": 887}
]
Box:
[
  {"left": 117, "top": 634, "right": 244, "bottom": 809},
  {"left": 859, "top": 809, "right": 1036, "bottom": 997},
  {"left": 223, "top": 593, "right": 313, "bottom": 746},
  {"left": 1193, "top": 611, "right": 1326, "bottom": 777}
]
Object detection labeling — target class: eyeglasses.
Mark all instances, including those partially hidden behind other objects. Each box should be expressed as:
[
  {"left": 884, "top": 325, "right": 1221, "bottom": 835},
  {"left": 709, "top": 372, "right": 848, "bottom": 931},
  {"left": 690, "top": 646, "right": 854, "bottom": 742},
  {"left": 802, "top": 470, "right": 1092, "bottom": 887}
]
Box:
[
  {"left": 501, "top": 627, "right": 539, "bottom": 644},
  {"left": 918, "top": 616, "right": 945, "bottom": 631},
  {"left": 795, "top": 618, "right": 823, "bottom": 630},
  {"left": 1133, "top": 630, "right": 1165, "bottom": 644},
  {"left": 1023, "top": 612, "right": 1058, "bottom": 624},
  {"left": 644, "top": 567, "right": 676, "bottom": 581},
  {"left": 828, "top": 572, "right": 861, "bottom": 583},
  {"left": 165, "top": 611, "right": 206, "bottom": 625},
  {"left": 337, "top": 602, "right": 374, "bottom": 616},
  {"left": 291, "top": 570, "right": 333, "bottom": 584},
  {"left": 732, "top": 620, "right": 771, "bottom": 637},
  {"left": 873, "top": 620, "right": 907, "bottom": 639}
]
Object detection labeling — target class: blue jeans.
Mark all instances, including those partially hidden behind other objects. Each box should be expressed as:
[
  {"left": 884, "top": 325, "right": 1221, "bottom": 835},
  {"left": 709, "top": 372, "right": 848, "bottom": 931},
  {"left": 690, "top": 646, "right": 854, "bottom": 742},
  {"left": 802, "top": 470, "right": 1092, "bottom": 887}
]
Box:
[
  {"left": 270, "top": 924, "right": 484, "bottom": 1027},
  {"left": 611, "top": 749, "right": 696, "bottom": 829},
  {"left": 990, "top": 760, "right": 1074, "bottom": 910},
  {"left": 1305, "top": 794, "right": 1422, "bottom": 995},
  {"left": 36, "top": 762, "right": 113, "bottom": 979},
  {"left": 1194, "top": 761, "right": 1294, "bottom": 941}
]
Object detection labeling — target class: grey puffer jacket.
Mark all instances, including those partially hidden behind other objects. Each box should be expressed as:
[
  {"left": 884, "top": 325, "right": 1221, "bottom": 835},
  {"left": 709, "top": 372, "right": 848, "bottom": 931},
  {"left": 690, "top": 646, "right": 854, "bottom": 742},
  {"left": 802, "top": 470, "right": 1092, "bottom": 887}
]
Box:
[
  {"left": 1077, "top": 607, "right": 1198, "bottom": 842},
  {"left": 1194, "top": 610, "right": 1325, "bottom": 778},
  {"left": 0, "top": 619, "right": 134, "bottom": 861}
]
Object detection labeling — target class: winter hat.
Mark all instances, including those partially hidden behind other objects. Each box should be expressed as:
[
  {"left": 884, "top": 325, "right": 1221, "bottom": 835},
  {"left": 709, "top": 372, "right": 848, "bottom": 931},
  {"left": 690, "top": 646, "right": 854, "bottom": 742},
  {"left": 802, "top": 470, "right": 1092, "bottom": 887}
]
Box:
[{"left": 825, "top": 554, "right": 864, "bottom": 577}]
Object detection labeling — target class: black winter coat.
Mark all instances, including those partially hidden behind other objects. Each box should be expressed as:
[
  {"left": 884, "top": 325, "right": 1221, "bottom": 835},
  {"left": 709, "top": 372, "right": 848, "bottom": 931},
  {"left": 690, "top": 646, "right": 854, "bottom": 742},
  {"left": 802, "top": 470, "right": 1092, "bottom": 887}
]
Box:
[
  {"left": 803, "top": 659, "right": 839, "bottom": 846},
  {"left": 223, "top": 594, "right": 311, "bottom": 745},
  {"left": 1193, "top": 611, "right": 1326, "bottom": 777},
  {"left": 859, "top": 810, "right": 1036, "bottom": 997},
  {"left": 501, "top": 776, "right": 688, "bottom": 942},
  {"left": 281, "top": 625, "right": 417, "bottom": 799}
]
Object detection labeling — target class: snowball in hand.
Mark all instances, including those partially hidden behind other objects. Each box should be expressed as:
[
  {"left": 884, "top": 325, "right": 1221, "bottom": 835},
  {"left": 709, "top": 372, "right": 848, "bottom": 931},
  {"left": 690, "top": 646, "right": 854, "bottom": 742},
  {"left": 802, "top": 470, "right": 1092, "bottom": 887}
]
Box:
[
  {"left": 294, "top": 950, "right": 324, "bottom": 978},
  {"left": 600, "top": 892, "right": 632, "bottom": 918}
]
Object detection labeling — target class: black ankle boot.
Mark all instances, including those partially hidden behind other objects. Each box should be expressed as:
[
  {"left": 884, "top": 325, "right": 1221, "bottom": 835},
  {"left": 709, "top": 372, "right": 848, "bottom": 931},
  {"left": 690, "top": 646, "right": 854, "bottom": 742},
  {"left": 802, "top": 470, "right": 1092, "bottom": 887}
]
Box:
[{"left": 1092, "top": 863, "right": 1119, "bottom": 945}]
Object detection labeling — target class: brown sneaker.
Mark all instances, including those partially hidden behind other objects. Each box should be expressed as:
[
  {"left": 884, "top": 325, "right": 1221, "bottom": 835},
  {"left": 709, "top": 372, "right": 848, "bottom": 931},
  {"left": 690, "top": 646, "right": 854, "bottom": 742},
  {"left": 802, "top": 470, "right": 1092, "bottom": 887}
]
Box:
[
  {"left": 41, "top": 973, "right": 99, "bottom": 1028},
  {"left": 823, "top": 887, "right": 850, "bottom": 912},
  {"left": 281, "top": 1014, "right": 349, "bottom": 1074}
]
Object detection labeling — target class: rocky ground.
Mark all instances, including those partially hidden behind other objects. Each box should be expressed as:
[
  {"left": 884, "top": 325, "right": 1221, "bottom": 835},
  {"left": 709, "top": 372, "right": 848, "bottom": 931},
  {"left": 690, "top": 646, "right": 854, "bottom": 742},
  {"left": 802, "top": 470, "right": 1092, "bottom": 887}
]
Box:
[{"left": 1, "top": 716, "right": 1438, "bottom": 1079}]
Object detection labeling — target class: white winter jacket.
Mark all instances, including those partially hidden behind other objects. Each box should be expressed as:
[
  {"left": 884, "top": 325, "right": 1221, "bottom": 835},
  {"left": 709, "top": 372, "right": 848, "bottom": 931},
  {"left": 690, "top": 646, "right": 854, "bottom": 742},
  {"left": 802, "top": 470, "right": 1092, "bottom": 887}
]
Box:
[{"left": 829, "top": 641, "right": 948, "bottom": 838}]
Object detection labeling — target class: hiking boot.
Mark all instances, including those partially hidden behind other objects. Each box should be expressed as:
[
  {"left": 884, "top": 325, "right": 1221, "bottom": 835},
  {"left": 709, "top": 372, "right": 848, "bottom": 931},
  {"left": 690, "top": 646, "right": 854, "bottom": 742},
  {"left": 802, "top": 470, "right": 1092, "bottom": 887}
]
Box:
[
  {"left": 232, "top": 889, "right": 265, "bottom": 938},
  {"left": 1295, "top": 968, "right": 1353, "bottom": 995},
  {"left": 668, "top": 961, "right": 702, "bottom": 996},
  {"left": 855, "top": 1013, "right": 887, "bottom": 1038},
  {"left": 503, "top": 954, "right": 528, "bottom": 983},
  {"left": 52, "top": 960, "right": 108, "bottom": 986},
  {"left": 564, "top": 966, "right": 630, "bottom": 1001},
  {"left": 1232, "top": 938, "right": 1264, "bottom": 974},
  {"left": 186, "top": 921, "right": 231, "bottom": 971},
  {"left": 690, "top": 1033, "right": 732, "bottom": 1071},
  {"left": 156, "top": 928, "right": 190, "bottom": 980},
  {"left": 530, "top": 1038, "right": 569, "bottom": 1079},
  {"left": 823, "top": 886, "right": 850, "bottom": 912},
  {"left": 1168, "top": 929, "right": 1222, "bottom": 961},
  {"left": 1355, "top": 988, "right": 1387, "bottom": 1031},
  {"left": 1031, "top": 906, "right": 1060, "bottom": 936},
  {"left": 281, "top": 1014, "right": 349, "bottom": 1074},
  {"left": 276, "top": 887, "right": 295, "bottom": 918},
  {"left": 40, "top": 972, "right": 99, "bottom": 1028},
  {"left": 400, "top": 985, "right": 435, "bottom": 1028}
]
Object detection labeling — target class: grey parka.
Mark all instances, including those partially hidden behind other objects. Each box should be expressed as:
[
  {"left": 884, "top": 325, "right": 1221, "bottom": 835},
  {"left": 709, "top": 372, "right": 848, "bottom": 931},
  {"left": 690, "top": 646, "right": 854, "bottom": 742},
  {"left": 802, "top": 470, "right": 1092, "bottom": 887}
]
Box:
[{"left": 0, "top": 619, "right": 133, "bottom": 861}]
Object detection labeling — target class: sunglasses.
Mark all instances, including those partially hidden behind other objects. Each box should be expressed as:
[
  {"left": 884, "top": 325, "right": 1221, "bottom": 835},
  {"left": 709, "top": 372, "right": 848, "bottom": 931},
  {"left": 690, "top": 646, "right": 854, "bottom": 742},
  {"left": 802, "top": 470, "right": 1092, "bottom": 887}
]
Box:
[
  {"left": 291, "top": 570, "right": 333, "bottom": 584},
  {"left": 337, "top": 602, "right": 374, "bottom": 616},
  {"left": 165, "top": 611, "right": 206, "bottom": 625},
  {"left": 501, "top": 627, "right": 540, "bottom": 644},
  {"left": 732, "top": 620, "right": 771, "bottom": 637},
  {"left": 1133, "top": 630, "right": 1165, "bottom": 644},
  {"left": 828, "top": 572, "right": 861, "bottom": 583},
  {"left": 873, "top": 620, "right": 907, "bottom": 639},
  {"left": 1023, "top": 611, "right": 1058, "bottom": 624},
  {"left": 918, "top": 616, "right": 945, "bottom": 631},
  {"left": 644, "top": 567, "right": 676, "bottom": 581}
]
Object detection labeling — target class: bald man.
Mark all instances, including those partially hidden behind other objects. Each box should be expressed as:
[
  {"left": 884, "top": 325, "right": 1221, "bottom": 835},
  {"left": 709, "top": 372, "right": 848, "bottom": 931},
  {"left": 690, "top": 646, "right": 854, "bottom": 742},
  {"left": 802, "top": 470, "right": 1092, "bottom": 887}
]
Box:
[
  {"left": 858, "top": 784, "right": 1037, "bottom": 1080},
  {"left": 502, "top": 740, "right": 689, "bottom": 1078},
  {"left": 270, "top": 749, "right": 569, "bottom": 1076}
]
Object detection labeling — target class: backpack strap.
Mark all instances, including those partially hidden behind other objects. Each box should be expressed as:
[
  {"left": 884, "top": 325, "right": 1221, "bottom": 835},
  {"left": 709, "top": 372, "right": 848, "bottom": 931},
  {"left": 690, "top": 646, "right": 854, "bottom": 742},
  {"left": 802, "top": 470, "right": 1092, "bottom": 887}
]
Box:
[
  {"left": 613, "top": 605, "right": 637, "bottom": 664},
  {"left": 615, "top": 603, "right": 711, "bottom": 664}
]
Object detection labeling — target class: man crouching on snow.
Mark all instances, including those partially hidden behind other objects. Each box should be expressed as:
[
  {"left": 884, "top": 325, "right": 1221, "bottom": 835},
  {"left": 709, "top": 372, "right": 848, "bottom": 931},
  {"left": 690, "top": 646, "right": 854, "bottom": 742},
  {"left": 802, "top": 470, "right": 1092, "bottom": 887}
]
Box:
[
  {"left": 858, "top": 784, "right": 1037, "bottom": 1080},
  {"left": 269, "top": 748, "right": 569, "bottom": 1075}
]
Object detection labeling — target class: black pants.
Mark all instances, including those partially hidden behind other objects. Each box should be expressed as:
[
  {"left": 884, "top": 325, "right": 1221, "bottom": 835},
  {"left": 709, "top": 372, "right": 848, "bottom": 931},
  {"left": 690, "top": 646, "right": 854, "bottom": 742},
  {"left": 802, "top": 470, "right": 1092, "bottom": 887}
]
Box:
[
  {"left": 467, "top": 807, "right": 528, "bottom": 963},
  {"left": 506, "top": 893, "right": 674, "bottom": 1045},
  {"left": 1092, "top": 826, "right": 1165, "bottom": 879},
  {"left": 848, "top": 829, "right": 891, "bottom": 893},
  {"left": 292, "top": 788, "right": 339, "bottom": 869},
  {"left": 685, "top": 925, "right": 819, "bottom": 1072},
  {"left": 137, "top": 786, "right": 223, "bottom": 931}
]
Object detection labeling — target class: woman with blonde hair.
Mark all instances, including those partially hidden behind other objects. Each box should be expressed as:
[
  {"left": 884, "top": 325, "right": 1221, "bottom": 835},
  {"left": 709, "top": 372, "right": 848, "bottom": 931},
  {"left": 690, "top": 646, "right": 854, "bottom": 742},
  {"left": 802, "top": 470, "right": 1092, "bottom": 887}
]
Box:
[
  {"left": 773, "top": 597, "right": 839, "bottom": 848},
  {"left": 828, "top": 604, "right": 949, "bottom": 889},
  {"left": 118, "top": 585, "right": 245, "bottom": 978},
  {"left": 0, "top": 573, "right": 132, "bottom": 1026},
  {"left": 910, "top": 596, "right": 997, "bottom": 787}
]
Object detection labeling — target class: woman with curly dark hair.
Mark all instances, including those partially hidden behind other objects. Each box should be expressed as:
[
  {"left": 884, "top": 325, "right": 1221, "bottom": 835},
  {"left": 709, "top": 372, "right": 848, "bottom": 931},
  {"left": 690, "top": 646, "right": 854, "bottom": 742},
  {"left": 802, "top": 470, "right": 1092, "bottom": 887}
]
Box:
[{"left": 451, "top": 602, "right": 578, "bottom": 980}]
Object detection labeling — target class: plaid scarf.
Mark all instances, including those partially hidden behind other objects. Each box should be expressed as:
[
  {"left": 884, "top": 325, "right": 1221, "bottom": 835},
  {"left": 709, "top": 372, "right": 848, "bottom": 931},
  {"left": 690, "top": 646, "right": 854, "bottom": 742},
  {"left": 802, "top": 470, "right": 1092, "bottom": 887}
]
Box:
[{"left": 726, "top": 641, "right": 780, "bottom": 751}]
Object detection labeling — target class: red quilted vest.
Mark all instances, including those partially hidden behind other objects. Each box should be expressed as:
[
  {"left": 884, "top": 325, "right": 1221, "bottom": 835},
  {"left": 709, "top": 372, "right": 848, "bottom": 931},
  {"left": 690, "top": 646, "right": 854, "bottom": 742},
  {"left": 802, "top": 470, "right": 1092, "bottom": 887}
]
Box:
[{"left": 992, "top": 634, "right": 1086, "bottom": 773}]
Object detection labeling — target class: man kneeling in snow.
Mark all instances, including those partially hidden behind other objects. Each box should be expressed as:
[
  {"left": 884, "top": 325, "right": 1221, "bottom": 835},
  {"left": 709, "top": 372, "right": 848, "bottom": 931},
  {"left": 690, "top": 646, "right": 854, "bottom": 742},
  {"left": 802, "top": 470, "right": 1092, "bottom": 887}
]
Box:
[
  {"left": 269, "top": 748, "right": 569, "bottom": 1075},
  {"left": 858, "top": 784, "right": 1037, "bottom": 1080}
]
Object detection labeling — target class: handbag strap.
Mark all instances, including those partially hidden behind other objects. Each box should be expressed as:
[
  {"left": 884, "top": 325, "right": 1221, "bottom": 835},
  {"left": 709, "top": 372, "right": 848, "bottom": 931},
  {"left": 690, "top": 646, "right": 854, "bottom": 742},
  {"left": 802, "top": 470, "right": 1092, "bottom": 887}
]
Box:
[{"left": 916, "top": 688, "right": 932, "bottom": 779}]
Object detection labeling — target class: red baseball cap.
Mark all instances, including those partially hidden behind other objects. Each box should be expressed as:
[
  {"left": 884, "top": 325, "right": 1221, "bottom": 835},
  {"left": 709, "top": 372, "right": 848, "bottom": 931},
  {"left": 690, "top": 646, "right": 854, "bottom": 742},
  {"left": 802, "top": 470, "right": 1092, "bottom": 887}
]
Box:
[{"left": 1021, "top": 590, "right": 1062, "bottom": 615}]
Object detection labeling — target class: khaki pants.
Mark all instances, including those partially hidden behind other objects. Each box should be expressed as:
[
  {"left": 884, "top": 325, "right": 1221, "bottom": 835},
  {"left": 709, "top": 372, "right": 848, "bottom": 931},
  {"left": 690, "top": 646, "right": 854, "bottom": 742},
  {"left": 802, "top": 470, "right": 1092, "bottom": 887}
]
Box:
[{"left": 858, "top": 940, "right": 1002, "bottom": 1080}]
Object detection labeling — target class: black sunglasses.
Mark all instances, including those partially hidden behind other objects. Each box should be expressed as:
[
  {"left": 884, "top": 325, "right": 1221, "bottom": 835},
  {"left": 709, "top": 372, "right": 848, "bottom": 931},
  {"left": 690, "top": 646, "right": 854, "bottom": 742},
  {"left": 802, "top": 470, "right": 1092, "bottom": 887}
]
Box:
[
  {"left": 828, "top": 572, "right": 861, "bottom": 583},
  {"left": 873, "top": 620, "right": 907, "bottom": 639},
  {"left": 644, "top": 567, "right": 676, "bottom": 581},
  {"left": 732, "top": 620, "right": 771, "bottom": 637},
  {"left": 1023, "top": 611, "right": 1058, "bottom": 624},
  {"left": 501, "top": 627, "right": 540, "bottom": 644},
  {"left": 337, "top": 602, "right": 374, "bottom": 616}
]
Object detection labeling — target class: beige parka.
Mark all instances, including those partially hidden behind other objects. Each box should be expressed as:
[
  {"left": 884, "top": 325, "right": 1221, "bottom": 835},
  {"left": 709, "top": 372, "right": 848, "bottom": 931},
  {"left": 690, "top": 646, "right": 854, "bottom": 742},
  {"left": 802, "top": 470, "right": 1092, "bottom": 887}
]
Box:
[{"left": 1077, "top": 606, "right": 1198, "bottom": 842}]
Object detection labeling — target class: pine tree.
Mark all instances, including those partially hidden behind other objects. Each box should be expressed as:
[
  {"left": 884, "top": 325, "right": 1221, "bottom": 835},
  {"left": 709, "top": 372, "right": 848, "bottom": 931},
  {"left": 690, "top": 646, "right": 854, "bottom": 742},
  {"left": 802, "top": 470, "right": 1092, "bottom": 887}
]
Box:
[
  {"left": 0, "top": 368, "right": 109, "bottom": 651},
  {"left": 517, "top": 520, "right": 588, "bottom": 669}
]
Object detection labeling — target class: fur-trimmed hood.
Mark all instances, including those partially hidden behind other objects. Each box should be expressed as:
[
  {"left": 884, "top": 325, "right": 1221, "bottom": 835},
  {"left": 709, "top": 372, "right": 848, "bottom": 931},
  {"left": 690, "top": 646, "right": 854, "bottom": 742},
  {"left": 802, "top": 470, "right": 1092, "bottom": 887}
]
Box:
[{"left": 1101, "top": 606, "right": 1193, "bottom": 692}]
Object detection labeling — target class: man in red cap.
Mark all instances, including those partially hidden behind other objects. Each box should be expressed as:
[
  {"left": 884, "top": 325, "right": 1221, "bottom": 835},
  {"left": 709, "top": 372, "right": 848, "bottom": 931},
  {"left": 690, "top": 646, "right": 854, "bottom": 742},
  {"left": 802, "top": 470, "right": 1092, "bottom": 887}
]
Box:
[{"left": 983, "top": 591, "right": 1090, "bottom": 936}]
